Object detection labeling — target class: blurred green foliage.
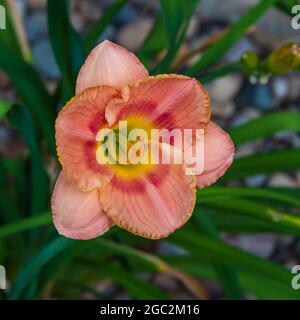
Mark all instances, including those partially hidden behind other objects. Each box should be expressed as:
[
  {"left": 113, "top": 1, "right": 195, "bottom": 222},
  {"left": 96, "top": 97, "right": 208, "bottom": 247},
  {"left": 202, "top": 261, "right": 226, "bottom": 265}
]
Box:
[{"left": 0, "top": 0, "right": 300, "bottom": 300}]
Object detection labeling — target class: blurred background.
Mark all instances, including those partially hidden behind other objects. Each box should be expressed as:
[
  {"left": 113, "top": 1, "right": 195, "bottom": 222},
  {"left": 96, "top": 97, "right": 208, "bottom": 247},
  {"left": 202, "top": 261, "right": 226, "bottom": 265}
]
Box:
[{"left": 0, "top": 0, "right": 300, "bottom": 300}]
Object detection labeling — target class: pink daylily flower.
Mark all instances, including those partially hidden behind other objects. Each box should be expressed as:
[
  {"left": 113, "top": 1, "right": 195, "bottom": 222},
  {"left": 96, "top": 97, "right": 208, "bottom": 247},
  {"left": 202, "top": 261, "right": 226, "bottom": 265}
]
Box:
[{"left": 51, "top": 40, "right": 234, "bottom": 240}]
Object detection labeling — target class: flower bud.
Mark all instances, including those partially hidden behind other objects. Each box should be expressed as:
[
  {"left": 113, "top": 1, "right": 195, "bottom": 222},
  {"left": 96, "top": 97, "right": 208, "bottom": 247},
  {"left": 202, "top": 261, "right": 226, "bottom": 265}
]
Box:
[
  {"left": 241, "top": 51, "right": 260, "bottom": 72},
  {"left": 265, "top": 42, "right": 300, "bottom": 75}
]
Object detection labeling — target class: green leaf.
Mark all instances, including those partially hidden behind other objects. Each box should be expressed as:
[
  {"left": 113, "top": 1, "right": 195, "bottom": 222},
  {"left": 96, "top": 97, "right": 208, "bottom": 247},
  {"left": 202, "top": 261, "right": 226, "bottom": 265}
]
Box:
[
  {"left": 222, "top": 149, "right": 300, "bottom": 181},
  {"left": 0, "top": 0, "right": 31, "bottom": 61},
  {"left": 8, "top": 106, "right": 49, "bottom": 215},
  {"left": 195, "top": 213, "right": 243, "bottom": 299},
  {"left": 0, "top": 213, "right": 51, "bottom": 240},
  {"left": 154, "top": 0, "right": 200, "bottom": 73},
  {"left": 0, "top": 43, "right": 55, "bottom": 153},
  {"left": 7, "top": 227, "right": 119, "bottom": 298},
  {"left": 0, "top": 100, "right": 11, "bottom": 119},
  {"left": 9, "top": 236, "right": 74, "bottom": 299},
  {"left": 207, "top": 210, "right": 287, "bottom": 234},
  {"left": 0, "top": 0, "right": 19, "bottom": 50},
  {"left": 84, "top": 0, "right": 128, "bottom": 52},
  {"left": 199, "top": 62, "right": 244, "bottom": 84},
  {"left": 170, "top": 229, "right": 293, "bottom": 285},
  {"left": 9, "top": 231, "right": 169, "bottom": 299},
  {"left": 58, "top": 281, "right": 112, "bottom": 299},
  {"left": 229, "top": 111, "right": 300, "bottom": 146},
  {"left": 165, "top": 256, "right": 300, "bottom": 299},
  {"left": 0, "top": 187, "right": 19, "bottom": 223},
  {"left": 198, "top": 186, "right": 300, "bottom": 208},
  {"left": 89, "top": 239, "right": 208, "bottom": 299},
  {"left": 97, "top": 239, "right": 168, "bottom": 272},
  {"left": 186, "top": 0, "right": 277, "bottom": 75},
  {"left": 82, "top": 260, "right": 170, "bottom": 300},
  {"left": 47, "top": 0, "right": 85, "bottom": 101},
  {"left": 0, "top": 158, "right": 28, "bottom": 219},
  {"left": 138, "top": 13, "right": 167, "bottom": 69},
  {"left": 201, "top": 198, "right": 300, "bottom": 236},
  {"left": 276, "top": 0, "right": 299, "bottom": 16}
]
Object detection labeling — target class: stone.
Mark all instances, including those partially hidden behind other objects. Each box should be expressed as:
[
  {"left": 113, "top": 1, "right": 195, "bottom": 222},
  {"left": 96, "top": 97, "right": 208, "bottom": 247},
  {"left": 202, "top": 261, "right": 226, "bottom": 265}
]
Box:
[
  {"left": 197, "top": 0, "right": 256, "bottom": 23},
  {"left": 235, "top": 141, "right": 260, "bottom": 158},
  {"left": 71, "top": 11, "right": 85, "bottom": 34},
  {"left": 245, "top": 174, "right": 267, "bottom": 187},
  {"left": 26, "top": 0, "right": 47, "bottom": 11},
  {"left": 32, "top": 39, "right": 60, "bottom": 79},
  {"left": 272, "top": 77, "right": 289, "bottom": 101},
  {"left": 235, "top": 83, "right": 276, "bottom": 111},
  {"left": 117, "top": 18, "right": 153, "bottom": 51},
  {"left": 206, "top": 74, "right": 242, "bottom": 103},
  {"left": 252, "top": 85, "right": 275, "bottom": 110},
  {"left": 274, "top": 132, "right": 300, "bottom": 148},
  {"left": 45, "top": 80, "right": 57, "bottom": 94},
  {"left": 0, "top": 87, "right": 16, "bottom": 102},
  {"left": 116, "top": 6, "right": 137, "bottom": 25},
  {"left": 225, "top": 234, "right": 276, "bottom": 258},
  {"left": 230, "top": 107, "right": 261, "bottom": 127},
  {"left": 296, "top": 173, "right": 300, "bottom": 186},
  {"left": 25, "top": 12, "right": 48, "bottom": 43},
  {"left": 153, "top": 274, "right": 179, "bottom": 292},
  {"left": 288, "top": 74, "right": 300, "bottom": 100},
  {"left": 212, "top": 101, "right": 236, "bottom": 119},
  {"left": 96, "top": 25, "right": 115, "bottom": 44},
  {"left": 255, "top": 9, "right": 300, "bottom": 49},
  {"left": 71, "top": 0, "right": 102, "bottom": 34},
  {"left": 16, "top": 0, "right": 25, "bottom": 18},
  {"left": 72, "top": 0, "right": 101, "bottom": 22},
  {"left": 158, "top": 242, "right": 189, "bottom": 256},
  {"left": 187, "top": 16, "right": 199, "bottom": 39},
  {"left": 114, "top": 292, "right": 131, "bottom": 300},
  {"left": 225, "top": 38, "right": 256, "bottom": 63},
  {"left": 0, "top": 71, "right": 10, "bottom": 88},
  {"left": 268, "top": 173, "right": 297, "bottom": 188},
  {"left": 0, "top": 124, "right": 26, "bottom": 158}
]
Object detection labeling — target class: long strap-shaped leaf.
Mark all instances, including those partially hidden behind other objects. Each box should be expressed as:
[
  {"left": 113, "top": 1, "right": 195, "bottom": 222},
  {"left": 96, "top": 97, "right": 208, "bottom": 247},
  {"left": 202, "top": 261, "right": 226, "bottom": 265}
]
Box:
[
  {"left": 84, "top": 0, "right": 128, "bottom": 52},
  {"left": 9, "top": 106, "right": 49, "bottom": 215},
  {"left": 222, "top": 149, "right": 300, "bottom": 181},
  {"left": 164, "top": 255, "right": 300, "bottom": 299},
  {"left": 0, "top": 44, "right": 56, "bottom": 153},
  {"left": 229, "top": 111, "right": 300, "bottom": 146},
  {"left": 276, "top": 0, "right": 299, "bottom": 15},
  {"left": 170, "top": 229, "right": 294, "bottom": 285},
  {"left": 0, "top": 213, "right": 50, "bottom": 240},
  {"left": 195, "top": 213, "right": 244, "bottom": 299},
  {"left": 186, "top": 0, "right": 278, "bottom": 75},
  {"left": 96, "top": 239, "right": 208, "bottom": 299},
  {"left": 47, "top": 0, "right": 85, "bottom": 101},
  {"left": 81, "top": 259, "right": 170, "bottom": 300},
  {"left": 9, "top": 236, "right": 74, "bottom": 299},
  {"left": 138, "top": 13, "right": 168, "bottom": 69},
  {"left": 0, "top": 0, "right": 31, "bottom": 61},
  {"left": 198, "top": 186, "right": 300, "bottom": 208},
  {"left": 200, "top": 198, "right": 300, "bottom": 236},
  {"left": 153, "top": 0, "right": 200, "bottom": 73}
]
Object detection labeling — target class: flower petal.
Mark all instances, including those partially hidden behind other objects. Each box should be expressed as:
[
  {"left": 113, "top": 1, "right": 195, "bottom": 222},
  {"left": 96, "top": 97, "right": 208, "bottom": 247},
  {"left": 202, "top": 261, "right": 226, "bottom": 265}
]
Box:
[
  {"left": 56, "top": 86, "right": 120, "bottom": 191},
  {"left": 196, "top": 122, "right": 234, "bottom": 188},
  {"left": 99, "top": 162, "right": 196, "bottom": 239},
  {"left": 51, "top": 171, "right": 113, "bottom": 240},
  {"left": 76, "top": 40, "right": 149, "bottom": 94},
  {"left": 105, "top": 74, "right": 210, "bottom": 130}
]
